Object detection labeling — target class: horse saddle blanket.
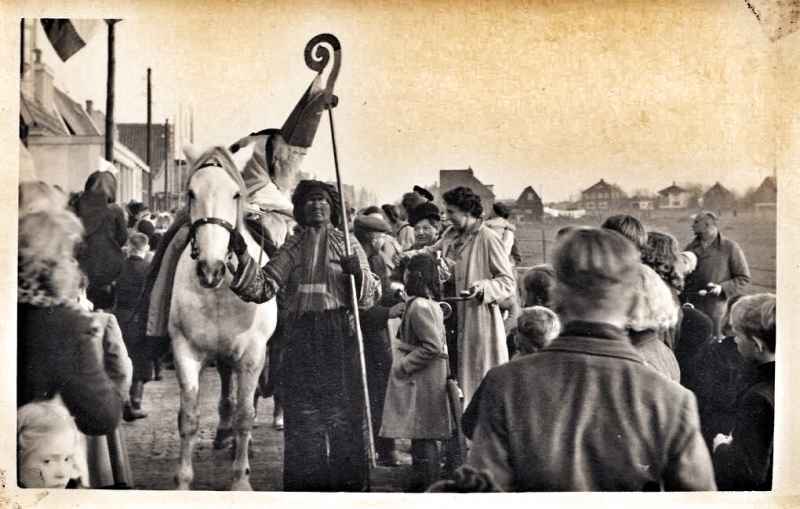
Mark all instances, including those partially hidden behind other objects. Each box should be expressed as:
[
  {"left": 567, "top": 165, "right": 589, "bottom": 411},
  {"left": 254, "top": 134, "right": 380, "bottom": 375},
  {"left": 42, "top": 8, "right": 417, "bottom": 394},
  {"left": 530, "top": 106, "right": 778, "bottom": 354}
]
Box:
[{"left": 144, "top": 215, "right": 277, "bottom": 338}]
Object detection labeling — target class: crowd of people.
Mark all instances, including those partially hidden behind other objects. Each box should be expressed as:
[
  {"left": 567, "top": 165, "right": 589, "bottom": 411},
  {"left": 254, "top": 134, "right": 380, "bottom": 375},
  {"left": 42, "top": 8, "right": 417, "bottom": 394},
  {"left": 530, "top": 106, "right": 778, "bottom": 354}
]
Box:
[
  {"left": 17, "top": 168, "right": 775, "bottom": 493},
  {"left": 17, "top": 173, "right": 174, "bottom": 488}
]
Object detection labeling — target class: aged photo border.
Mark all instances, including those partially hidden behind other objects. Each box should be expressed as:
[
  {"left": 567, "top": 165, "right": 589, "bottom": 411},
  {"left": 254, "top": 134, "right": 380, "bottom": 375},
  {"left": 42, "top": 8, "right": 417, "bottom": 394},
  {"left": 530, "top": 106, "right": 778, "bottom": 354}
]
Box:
[{"left": 2, "top": 0, "right": 799, "bottom": 507}]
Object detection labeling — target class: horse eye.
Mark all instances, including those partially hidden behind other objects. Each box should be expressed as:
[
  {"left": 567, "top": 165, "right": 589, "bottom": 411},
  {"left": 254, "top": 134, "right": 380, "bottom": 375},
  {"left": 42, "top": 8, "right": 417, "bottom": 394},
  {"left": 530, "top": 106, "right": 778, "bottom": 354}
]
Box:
[
  {"left": 187, "top": 189, "right": 195, "bottom": 200},
  {"left": 233, "top": 192, "right": 241, "bottom": 200}
]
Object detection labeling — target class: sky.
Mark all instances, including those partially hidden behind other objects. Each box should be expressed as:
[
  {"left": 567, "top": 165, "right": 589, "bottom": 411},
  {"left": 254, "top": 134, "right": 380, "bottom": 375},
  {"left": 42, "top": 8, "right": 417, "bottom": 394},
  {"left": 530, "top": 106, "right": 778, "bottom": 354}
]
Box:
[{"left": 22, "top": 0, "right": 800, "bottom": 203}]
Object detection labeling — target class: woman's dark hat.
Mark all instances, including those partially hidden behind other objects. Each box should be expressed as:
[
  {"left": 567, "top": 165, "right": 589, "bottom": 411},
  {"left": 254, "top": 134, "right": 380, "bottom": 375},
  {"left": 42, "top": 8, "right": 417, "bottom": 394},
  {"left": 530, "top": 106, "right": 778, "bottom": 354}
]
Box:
[
  {"left": 413, "top": 185, "right": 434, "bottom": 202},
  {"left": 408, "top": 201, "right": 441, "bottom": 226}
]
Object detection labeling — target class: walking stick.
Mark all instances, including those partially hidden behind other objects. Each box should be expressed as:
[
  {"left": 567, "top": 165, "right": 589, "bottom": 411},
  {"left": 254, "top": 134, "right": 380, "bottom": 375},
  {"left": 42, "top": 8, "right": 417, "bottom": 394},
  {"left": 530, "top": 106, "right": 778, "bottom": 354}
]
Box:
[{"left": 305, "top": 34, "right": 378, "bottom": 472}]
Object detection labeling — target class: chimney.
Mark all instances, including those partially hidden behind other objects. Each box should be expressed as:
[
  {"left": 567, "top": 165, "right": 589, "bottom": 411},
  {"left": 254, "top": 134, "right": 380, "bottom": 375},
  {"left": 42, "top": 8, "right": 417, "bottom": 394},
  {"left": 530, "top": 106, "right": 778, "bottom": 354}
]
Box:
[
  {"left": 86, "top": 100, "right": 93, "bottom": 114},
  {"left": 32, "top": 49, "right": 55, "bottom": 110}
]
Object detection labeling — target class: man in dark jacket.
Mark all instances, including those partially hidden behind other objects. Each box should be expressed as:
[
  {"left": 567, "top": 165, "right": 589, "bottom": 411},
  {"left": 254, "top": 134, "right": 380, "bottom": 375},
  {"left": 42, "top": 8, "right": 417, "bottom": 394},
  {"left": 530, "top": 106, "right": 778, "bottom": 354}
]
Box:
[
  {"left": 683, "top": 211, "right": 750, "bottom": 337},
  {"left": 466, "top": 228, "right": 716, "bottom": 491},
  {"left": 354, "top": 214, "right": 405, "bottom": 466}
]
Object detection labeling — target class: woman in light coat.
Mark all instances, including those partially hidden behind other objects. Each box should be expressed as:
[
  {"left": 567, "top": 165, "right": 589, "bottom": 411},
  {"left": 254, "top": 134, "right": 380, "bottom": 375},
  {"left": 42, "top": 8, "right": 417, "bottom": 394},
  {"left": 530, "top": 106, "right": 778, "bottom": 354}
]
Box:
[{"left": 407, "top": 187, "right": 515, "bottom": 405}]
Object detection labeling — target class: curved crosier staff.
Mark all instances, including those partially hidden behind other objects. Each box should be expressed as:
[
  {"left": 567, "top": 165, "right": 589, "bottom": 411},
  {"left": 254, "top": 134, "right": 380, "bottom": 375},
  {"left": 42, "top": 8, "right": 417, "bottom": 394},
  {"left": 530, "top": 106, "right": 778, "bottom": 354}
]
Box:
[{"left": 306, "top": 33, "right": 377, "bottom": 471}]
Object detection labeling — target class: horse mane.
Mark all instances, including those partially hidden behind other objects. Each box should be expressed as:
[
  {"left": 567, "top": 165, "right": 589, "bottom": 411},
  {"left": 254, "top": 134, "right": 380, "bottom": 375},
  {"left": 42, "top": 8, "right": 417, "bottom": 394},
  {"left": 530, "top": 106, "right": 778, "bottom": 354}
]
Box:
[{"left": 187, "top": 146, "right": 249, "bottom": 231}]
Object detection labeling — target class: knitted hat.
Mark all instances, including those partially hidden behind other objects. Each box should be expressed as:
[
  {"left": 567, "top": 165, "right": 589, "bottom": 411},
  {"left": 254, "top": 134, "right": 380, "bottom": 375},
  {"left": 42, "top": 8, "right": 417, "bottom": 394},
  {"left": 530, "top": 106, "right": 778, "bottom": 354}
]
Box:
[
  {"left": 408, "top": 201, "right": 441, "bottom": 226},
  {"left": 291, "top": 180, "right": 342, "bottom": 227}
]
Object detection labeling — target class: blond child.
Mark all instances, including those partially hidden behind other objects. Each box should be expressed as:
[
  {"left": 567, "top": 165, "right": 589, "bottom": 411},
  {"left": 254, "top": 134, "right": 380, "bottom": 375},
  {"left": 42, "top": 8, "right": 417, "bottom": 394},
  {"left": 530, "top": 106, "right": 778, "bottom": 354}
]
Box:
[{"left": 18, "top": 398, "right": 85, "bottom": 488}]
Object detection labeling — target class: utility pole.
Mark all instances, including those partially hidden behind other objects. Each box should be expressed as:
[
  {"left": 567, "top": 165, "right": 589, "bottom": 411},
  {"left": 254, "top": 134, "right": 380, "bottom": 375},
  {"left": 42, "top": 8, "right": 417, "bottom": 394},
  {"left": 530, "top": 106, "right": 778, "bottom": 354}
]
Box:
[
  {"left": 104, "top": 19, "right": 120, "bottom": 162},
  {"left": 164, "top": 118, "right": 169, "bottom": 210},
  {"left": 146, "top": 68, "right": 152, "bottom": 206},
  {"left": 20, "top": 19, "right": 25, "bottom": 76}
]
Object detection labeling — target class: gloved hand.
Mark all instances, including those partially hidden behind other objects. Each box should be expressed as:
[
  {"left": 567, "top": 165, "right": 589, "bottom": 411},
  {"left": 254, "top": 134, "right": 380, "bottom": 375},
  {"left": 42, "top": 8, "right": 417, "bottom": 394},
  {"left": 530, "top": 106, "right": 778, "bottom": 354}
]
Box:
[
  {"left": 229, "top": 230, "right": 248, "bottom": 257},
  {"left": 341, "top": 254, "right": 361, "bottom": 276}
]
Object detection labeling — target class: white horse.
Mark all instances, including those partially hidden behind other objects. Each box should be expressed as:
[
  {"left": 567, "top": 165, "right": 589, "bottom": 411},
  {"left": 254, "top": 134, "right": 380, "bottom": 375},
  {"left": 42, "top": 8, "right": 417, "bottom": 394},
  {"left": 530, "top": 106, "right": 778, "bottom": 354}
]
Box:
[{"left": 169, "top": 143, "right": 277, "bottom": 491}]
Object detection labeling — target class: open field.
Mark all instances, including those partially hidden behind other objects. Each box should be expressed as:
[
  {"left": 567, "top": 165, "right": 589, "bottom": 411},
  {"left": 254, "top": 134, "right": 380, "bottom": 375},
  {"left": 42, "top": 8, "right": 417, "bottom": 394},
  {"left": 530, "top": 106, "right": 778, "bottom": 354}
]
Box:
[{"left": 514, "top": 209, "right": 776, "bottom": 292}]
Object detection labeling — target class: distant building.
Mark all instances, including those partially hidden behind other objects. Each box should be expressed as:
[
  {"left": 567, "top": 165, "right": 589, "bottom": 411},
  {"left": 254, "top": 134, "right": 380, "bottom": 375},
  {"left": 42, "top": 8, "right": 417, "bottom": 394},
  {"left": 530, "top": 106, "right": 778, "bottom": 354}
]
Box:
[
  {"left": 513, "top": 186, "right": 544, "bottom": 222},
  {"left": 628, "top": 196, "right": 656, "bottom": 211},
  {"left": 439, "top": 167, "right": 495, "bottom": 213},
  {"left": 118, "top": 123, "right": 181, "bottom": 210},
  {"left": 702, "top": 182, "right": 737, "bottom": 212},
  {"left": 20, "top": 46, "right": 148, "bottom": 204},
  {"left": 657, "top": 182, "right": 691, "bottom": 209},
  {"left": 580, "top": 178, "right": 627, "bottom": 214},
  {"left": 750, "top": 176, "right": 777, "bottom": 215}
]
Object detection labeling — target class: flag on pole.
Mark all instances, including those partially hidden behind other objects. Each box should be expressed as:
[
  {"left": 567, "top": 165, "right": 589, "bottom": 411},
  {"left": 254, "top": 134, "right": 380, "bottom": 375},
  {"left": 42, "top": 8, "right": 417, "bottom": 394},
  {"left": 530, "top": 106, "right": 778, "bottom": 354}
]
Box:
[{"left": 40, "top": 19, "right": 101, "bottom": 61}]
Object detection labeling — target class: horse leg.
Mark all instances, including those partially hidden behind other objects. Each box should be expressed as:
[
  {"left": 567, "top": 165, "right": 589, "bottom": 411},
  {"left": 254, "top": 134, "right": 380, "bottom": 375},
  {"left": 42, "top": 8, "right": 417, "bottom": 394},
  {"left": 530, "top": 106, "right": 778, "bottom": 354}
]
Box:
[
  {"left": 214, "top": 359, "right": 235, "bottom": 450},
  {"left": 229, "top": 347, "right": 264, "bottom": 491},
  {"left": 173, "top": 337, "right": 205, "bottom": 490}
]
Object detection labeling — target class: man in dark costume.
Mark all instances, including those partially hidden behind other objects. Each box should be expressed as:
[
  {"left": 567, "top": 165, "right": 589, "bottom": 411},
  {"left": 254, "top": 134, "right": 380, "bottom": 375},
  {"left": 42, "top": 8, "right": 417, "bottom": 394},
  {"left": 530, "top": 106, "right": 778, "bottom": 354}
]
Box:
[{"left": 228, "top": 180, "right": 381, "bottom": 491}]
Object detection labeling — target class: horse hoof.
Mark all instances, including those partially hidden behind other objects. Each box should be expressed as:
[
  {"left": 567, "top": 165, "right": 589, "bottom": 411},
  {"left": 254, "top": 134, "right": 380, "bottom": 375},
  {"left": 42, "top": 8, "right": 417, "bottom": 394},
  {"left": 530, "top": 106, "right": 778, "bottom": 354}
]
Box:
[
  {"left": 230, "top": 479, "right": 253, "bottom": 491},
  {"left": 175, "top": 475, "right": 192, "bottom": 490},
  {"left": 273, "top": 416, "right": 284, "bottom": 430}
]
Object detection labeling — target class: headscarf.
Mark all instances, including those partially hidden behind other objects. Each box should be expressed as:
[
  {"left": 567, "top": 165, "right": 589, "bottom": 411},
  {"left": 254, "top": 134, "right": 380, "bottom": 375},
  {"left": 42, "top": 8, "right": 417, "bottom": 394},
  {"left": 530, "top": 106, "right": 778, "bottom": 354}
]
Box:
[
  {"left": 76, "top": 171, "right": 118, "bottom": 235},
  {"left": 291, "top": 180, "right": 342, "bottom": 228}
]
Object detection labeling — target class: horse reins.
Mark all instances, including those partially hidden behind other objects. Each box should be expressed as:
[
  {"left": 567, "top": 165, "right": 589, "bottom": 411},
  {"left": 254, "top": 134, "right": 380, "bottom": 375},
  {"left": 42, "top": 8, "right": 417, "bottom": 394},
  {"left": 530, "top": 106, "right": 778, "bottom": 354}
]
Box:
[{"left": 187, "top": 161, "right": 242, "bottom": 261}]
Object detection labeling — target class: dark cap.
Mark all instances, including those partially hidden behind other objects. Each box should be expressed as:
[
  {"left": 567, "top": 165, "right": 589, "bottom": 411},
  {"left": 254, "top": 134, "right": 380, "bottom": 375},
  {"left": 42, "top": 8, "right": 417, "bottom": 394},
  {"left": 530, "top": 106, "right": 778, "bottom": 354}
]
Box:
[
  {"left": 408, "top": 201, "right": 441, "bottom": 226},
  {"left": 413, "top": 185, "right": 434, "bottom": 202}
]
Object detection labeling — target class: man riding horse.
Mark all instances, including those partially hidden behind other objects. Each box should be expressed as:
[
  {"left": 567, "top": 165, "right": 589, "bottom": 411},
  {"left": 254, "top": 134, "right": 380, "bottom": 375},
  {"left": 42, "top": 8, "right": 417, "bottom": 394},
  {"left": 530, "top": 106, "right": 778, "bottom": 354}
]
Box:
[{"left": 138, "top": 72, "right": 333, "bottom": 422}]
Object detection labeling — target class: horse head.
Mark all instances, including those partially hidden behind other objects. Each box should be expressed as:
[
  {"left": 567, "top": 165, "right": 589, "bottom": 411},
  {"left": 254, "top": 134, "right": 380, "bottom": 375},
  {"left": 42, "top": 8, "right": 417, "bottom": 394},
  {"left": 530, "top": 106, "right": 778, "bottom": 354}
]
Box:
[{"left": 184, "top": 143, "right": 254, "bottom": 289}]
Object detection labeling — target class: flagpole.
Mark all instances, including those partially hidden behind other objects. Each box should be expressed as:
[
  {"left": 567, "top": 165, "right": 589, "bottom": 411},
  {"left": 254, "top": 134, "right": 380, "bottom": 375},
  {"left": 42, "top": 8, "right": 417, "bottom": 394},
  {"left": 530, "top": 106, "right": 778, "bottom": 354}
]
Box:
[
  {"left": 147, "top": 68, "right": 152, "bottom": 206},
  {"left": 104, "top": 19, "right": 120, "bottom": 162}
]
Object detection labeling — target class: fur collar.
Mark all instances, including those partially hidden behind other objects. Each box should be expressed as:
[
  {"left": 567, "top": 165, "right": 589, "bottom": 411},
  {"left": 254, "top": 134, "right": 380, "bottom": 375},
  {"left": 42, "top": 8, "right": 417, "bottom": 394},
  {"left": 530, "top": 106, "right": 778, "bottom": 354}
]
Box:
[{"left": 18, "top": 257, "right": 71, "bottom": 308}]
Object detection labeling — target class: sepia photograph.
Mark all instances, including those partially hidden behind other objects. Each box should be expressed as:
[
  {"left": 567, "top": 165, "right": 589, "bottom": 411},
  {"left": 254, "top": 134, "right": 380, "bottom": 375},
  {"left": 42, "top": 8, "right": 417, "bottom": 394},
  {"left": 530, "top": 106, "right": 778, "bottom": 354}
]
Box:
[{"left": 3, "top": 0, "right": 800, "bottom": 505}]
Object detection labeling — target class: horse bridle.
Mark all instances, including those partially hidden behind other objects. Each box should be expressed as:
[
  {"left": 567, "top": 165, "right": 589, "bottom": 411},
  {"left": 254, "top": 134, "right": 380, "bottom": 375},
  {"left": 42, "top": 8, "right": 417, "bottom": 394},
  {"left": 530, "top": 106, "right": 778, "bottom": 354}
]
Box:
[{"left": 187, "top": 161, "right": 240, "bottom": 261}]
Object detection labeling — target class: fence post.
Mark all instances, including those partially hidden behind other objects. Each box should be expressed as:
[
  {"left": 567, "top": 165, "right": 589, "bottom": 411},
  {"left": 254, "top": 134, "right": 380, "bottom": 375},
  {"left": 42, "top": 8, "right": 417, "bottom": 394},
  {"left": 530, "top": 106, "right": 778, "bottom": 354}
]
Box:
[{"left": 541, "top": 229, "right": 547, "bottom": 263}]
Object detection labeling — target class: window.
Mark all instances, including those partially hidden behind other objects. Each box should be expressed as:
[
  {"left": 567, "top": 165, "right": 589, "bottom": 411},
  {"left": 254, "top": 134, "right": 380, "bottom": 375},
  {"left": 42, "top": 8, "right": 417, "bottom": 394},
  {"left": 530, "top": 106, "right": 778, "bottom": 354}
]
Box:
[
  {"left": 598, "top": 201, "right": 608, "bottom": 209},
  {"left": 527, "top": 192, "right": 534, "bottom": 200}
]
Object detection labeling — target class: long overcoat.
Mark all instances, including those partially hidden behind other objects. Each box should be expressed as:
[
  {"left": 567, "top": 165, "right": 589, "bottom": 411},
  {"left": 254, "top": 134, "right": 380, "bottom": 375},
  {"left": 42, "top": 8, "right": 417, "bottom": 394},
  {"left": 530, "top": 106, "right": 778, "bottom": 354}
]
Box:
[
  {"left": 432, "top": 222, "right": 515, "bottom": 404},
  {"left": 380, "top": 297, "right": 453, "bottom": 439}
]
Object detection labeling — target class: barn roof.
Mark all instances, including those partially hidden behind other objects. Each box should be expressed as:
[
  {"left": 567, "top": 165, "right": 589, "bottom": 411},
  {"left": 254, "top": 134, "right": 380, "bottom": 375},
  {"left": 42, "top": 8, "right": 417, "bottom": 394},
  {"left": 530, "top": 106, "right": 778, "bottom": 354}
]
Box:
[
  {"left": 658, "top": 182, "right": 686, "bottom": 196},
  {"left": 582, "top": 178, "right": 624, "bottom": 196}
]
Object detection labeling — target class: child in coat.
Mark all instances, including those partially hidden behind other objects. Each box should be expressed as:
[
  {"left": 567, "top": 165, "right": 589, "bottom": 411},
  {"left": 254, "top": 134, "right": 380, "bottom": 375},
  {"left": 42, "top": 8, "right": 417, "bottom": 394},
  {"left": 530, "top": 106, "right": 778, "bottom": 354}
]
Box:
[
  {"left": 114, "top": 232, "right": 151, "bottom": 420},
  {"left": 76, "top": 276, "right": 134, "bottom": 487},
  {"left": 380, "top": 253, "right": 453, "bottom": 492}
]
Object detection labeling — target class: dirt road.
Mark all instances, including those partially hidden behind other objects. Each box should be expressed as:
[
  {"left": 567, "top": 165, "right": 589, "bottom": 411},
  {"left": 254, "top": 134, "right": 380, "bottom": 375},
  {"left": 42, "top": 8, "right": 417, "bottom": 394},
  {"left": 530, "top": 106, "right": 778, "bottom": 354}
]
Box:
[{"left": 122, "top": 367, "right": 411, "bottom": 491}]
